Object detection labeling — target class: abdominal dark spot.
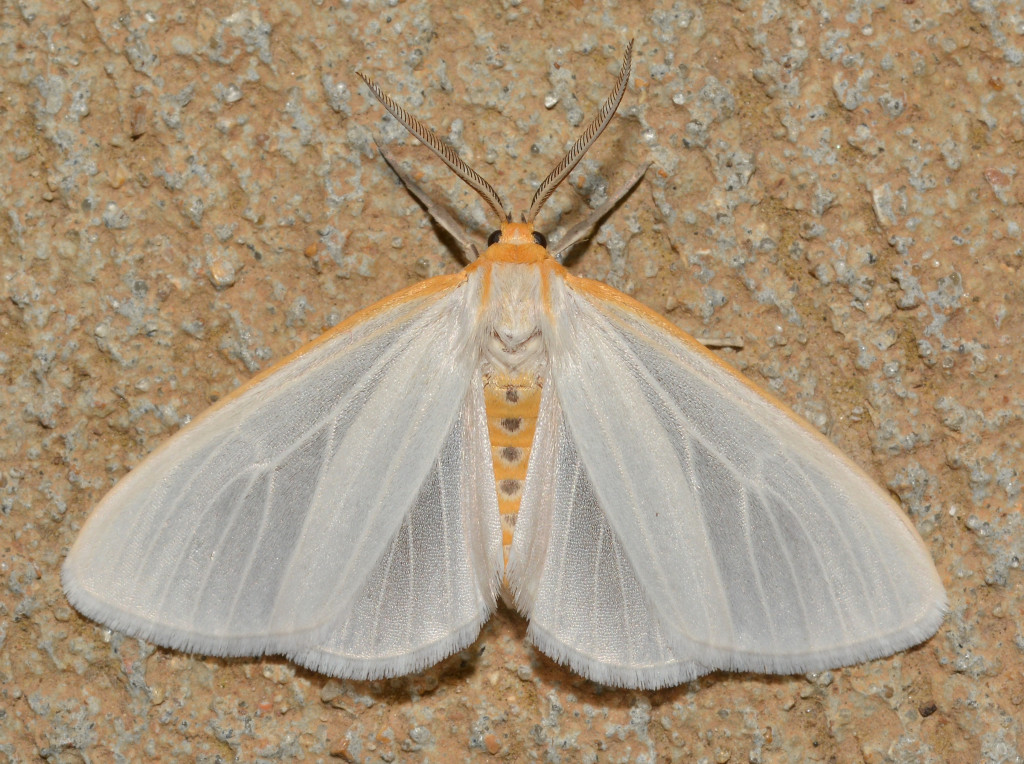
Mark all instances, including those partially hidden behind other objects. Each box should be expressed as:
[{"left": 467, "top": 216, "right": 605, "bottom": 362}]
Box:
[
  {"left": 505, "top": 388, "right": 519, "bottom": 403},
  {"left": 500, "top": 417, "right": 522, "bottom": 433},
  {"left": 499, "top": 479, "right": 522, "bottom": 497},
  {"left": 501, "top": 446, "right": 522, "bottom": 464}
]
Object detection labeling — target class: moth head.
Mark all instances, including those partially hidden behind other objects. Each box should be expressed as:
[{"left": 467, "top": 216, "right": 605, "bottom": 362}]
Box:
[{"left": 486, "top": 224, "right": 547, "bottom": 249}]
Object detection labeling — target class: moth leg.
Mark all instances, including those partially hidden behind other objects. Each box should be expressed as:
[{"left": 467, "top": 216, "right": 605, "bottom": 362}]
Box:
[
  {"left": 550, "top": 162, "right": 650, "bottom": 260},
  {"left": 696, "top": 336, "right": 745, "bottom": 349},
  {"left": 375, "top": 139, "right": 481, "bottom": 262}
]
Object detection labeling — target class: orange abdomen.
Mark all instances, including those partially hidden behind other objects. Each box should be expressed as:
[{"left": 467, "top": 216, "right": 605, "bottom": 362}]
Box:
[{"left": 483, "top": 375, "right": 542, "bottom": 568}]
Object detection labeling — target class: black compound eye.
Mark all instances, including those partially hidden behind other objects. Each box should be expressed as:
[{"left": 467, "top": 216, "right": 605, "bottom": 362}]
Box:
[
  {"left": 532, "top": 231, "right": 548, "bottom": 247},
  {"left": 487, "top": 229, "right": 502, "bottom": 246}
]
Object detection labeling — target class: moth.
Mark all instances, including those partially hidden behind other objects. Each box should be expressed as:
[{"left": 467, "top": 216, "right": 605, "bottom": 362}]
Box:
[{"left": 63, "top": 43, "right": 946, "bottom": 689}]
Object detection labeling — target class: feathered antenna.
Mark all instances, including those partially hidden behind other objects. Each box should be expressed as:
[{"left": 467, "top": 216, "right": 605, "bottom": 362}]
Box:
[
  {"left": 526, "top": 41, "right": 633, "bottom": 223},
  {"left": 358, "top": 72, "right": 510, "bottom": 224}
]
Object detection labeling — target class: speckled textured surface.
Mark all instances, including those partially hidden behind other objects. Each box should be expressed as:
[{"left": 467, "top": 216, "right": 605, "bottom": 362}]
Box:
[{"left": 1, "top": 1, "right": 1022, "bottom": 762}]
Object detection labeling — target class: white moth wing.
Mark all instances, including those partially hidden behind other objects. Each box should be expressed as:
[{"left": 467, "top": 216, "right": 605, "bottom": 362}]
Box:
[
  {"left": 63, "top": 274, "right": 502, "bottom": 668},
  {"left": 292, "top": 379, "right": 502, "bottom": 679},
  {"left": 508, "top": 382, "right": 705, "bottom": 689},
  {"left": 513, "top": 273, "right": 945, "bottom": 683}
]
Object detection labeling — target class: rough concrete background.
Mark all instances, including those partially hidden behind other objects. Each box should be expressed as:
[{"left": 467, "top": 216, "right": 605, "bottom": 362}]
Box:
[{"left": 1, "top": 1, "right": 1022, "bottom": 762}]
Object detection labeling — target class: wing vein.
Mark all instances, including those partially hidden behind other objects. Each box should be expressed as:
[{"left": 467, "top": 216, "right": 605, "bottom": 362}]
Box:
[
  {"left": 769, "top": 463, "right": 883, "bottom": 638},
  {"left": 438, "top": 447, "right": 455, "bottom": 638},
  {"left": 159, "top": 467, "right": 264, "bottom": 624},
  {"left": 368, "top": 519, "right": 403, "bottom": 655},
  {"left": 735, "top": 483, "right": 775, "bottom": 641},
  {"left": 129, "top": 429, "right": 236, "bottom": 580},
  {"left": 219, "top": 467, "right": 276, "bottom": 628},
  {"left": 678, "top": 432, "right": 735, "bottom": 642}
]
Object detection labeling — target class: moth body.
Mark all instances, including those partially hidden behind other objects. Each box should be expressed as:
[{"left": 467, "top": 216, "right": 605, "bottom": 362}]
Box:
[{"left": 473, "top": 223, "right": 556, "bottom": 566}]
